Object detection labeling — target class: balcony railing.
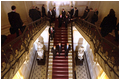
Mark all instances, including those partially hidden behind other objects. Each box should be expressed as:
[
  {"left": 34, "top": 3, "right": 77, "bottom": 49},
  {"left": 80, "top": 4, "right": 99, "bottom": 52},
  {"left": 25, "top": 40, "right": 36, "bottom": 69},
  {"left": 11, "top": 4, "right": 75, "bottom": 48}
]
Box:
[
  {"left": 1, "top": 17, "right": 47, "bottom": 79},
  {"left": 75, "top": 18, "right": 119, "bottom": 78}
]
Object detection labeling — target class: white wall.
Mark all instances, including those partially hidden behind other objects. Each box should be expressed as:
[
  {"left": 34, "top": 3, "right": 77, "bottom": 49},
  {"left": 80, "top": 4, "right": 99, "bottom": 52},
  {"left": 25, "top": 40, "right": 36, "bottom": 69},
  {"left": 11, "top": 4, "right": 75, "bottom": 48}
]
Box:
[
  {"left": 73, "top": 26, "right": 103, "bottom": 79},
  {"left": 18, "top": 43, "right": 36, "bottom": 79},
  {"left": 16, "top": 26, "right": 49, "bottom": 79}
]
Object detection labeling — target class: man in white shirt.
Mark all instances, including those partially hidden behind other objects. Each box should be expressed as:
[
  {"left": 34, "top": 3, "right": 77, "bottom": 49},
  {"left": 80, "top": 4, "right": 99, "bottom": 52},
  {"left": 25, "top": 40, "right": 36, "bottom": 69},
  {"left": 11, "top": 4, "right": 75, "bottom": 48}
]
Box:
[
  {"left": 64, "top": 43, "right": 71, "bottom": 58},
  {"left": 49, "top": 26, "right": 55, "bottom": 40}
]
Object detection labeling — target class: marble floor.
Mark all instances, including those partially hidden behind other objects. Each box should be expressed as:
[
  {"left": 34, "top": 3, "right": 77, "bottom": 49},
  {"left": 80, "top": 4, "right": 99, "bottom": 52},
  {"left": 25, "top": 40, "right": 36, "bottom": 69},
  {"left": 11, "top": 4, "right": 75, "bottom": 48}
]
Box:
[
  {"left": 76, "top": 53, "right": 91, "bottom": 79},
  {"left": 29, "top": 52, "right": 47, "bottom": 79}
]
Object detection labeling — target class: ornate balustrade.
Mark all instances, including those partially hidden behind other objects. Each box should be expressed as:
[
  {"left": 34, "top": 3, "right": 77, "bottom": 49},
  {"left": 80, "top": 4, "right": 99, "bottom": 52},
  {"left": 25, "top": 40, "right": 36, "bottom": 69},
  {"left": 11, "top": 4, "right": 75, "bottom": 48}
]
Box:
[
  {"left": 1, "top": 17, "right": 47, "bottom": 79},
  {"left": 75, "top": 18, "right": 119, "bottom": 79}
]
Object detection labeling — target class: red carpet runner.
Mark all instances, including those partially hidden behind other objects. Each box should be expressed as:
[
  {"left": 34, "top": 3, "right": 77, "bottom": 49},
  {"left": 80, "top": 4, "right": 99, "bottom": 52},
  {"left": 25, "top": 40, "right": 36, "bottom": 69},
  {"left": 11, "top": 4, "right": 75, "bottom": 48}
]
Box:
[{"left": 52, "top": 20, "right": 68, "bottom": 79}]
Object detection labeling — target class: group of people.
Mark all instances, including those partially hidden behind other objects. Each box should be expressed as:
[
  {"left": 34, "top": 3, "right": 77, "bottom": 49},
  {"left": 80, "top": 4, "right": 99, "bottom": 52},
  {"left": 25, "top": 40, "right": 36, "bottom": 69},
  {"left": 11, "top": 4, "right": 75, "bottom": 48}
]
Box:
[
  {"left": 8, "top": 5, "right": 118, "bottom": 42},
  {"left": 48, "top": 6, "right": 78, "bottom": 28},
  {"left": 51, "top": 43, "right": 71, "bottom": 59},
  {"left": 81, "top": 6, "right": 118, "bottom": 41},
  {"left": 81, "top": 6, "right": 98, "bottom": 24},
  {"left": 29, "top": 4, "right": 46, "bottom": 21}
]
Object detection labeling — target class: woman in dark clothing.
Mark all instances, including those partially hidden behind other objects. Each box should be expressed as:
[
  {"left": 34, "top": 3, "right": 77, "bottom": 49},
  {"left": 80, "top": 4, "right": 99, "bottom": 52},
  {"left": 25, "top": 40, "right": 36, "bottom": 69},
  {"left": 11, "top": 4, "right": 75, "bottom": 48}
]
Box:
[{"left": 100, "top": 9, "right": 117, "bottom": 37}]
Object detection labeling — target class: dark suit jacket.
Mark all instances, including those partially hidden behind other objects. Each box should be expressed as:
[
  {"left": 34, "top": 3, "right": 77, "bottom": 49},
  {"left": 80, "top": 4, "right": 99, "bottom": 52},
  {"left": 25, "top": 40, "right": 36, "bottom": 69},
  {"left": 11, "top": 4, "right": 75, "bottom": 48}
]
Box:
[
  {"left": 64, "top": 17, "right": 69, "bottom": 24},
  {"left": 64, "top": 44, "right": 71, "bottom": 52},
  {"left": 29, "top": 9, "right": 40, "bottom": 21},
  {"left": 49, "top": 27, "right": 55, "bottom": 34},
  {"left": 71, "top": 9, "right": 74, "bottom": 16},
  {"left": 51, "top": 47, "right": 57, "bottom": 56},
  {"left": 37, "top": 11, "right": 41, "bottom": 18},
  {"left": 56, "top": 44, "right": 63, "bottom": 53},
  {"left": 74, "top": 9, "right": 78, "bottom": 17},
  {"left": 62, "top": 11, "right": 66, "bottom": 18},
  {"left": 58, "top": 15, "right": 63, "bottom": 23},
  {"left": 42, "top": 6, "right": 46, "bottom": 16},
  {"left": 85, "top": 11, "right": 94, "bottom": 22},
  {"left": 8, "top": 11, "right": 23, "bottom": 28},
  {"left": 48, "top": 11, "right": 52, "bottom": 18},
  {"left": 52, "top": 9, "right": 56, "bottom": 16},
  {"left": 67, "top": 13, "right": 71, "bottom": 20}
]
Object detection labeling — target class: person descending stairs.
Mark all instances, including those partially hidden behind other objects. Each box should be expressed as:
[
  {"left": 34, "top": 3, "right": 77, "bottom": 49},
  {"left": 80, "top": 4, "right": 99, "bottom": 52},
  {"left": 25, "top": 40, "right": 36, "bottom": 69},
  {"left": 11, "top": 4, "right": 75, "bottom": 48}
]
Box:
[{"left": 47, "top": 19, "right": 73, "bottom": 79}]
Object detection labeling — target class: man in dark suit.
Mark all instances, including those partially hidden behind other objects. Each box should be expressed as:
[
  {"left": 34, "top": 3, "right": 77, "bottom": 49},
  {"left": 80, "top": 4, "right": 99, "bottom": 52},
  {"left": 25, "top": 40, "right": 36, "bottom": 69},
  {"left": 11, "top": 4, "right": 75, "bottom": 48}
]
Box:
[
  {"left": 74, "top": 7, "right": 78, "bottom": 17},
  {"left": 52, "top": 7, "right": 56, "bottom": 21},
  {"left": 62, "top": 9, "right": 66, "bottom": 19},
  {"left": 64, "top": 15, "right": 69, "bottom": 28},
  {"left": 84, "top": 8, "right": 94, "bottom": 23},
  {"left": 51, "top": 46, "right": 57, "bottom": 59},
  {"left": 67, "top": 11, "right": 71, "bottom": 21},
  {"left": 70, "top": 6, "right": 74, "bottom": 18},
  {"left": 29, "top": 6, "right": 40, "bottom": 21},
  {"left": 64, "top": 43, "right": 71, "bottom": 58},
  {"left": 42, "top": 4, "right": 46, "bottom": 17},
  {"left": 58, "top": 14, "right": 63, "bottom": 28},
  {"left": 49, "top": 26, "right": 55, "bottom": 40},
  {"left": 48, "top": 9, "right": 52, "bottom": 26},
  {"left": 56, "top": 43, "right": 63, "bottom": 56},
  {"left": 36, "top": 7, "right": 41, "bottom": 19},
  {"left": 8, "top": 5, "right": 25, "bottom": 37}
]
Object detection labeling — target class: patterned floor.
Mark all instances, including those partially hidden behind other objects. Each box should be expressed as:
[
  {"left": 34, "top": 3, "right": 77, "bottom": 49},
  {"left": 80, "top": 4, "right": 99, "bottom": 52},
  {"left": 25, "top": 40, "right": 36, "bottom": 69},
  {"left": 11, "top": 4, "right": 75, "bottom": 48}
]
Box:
[
  {"left": 76, "top": 53, "right": 90, "bottom": 79},
  {"left": 30, "top": 52, "right": 47, "bottom": 79}
]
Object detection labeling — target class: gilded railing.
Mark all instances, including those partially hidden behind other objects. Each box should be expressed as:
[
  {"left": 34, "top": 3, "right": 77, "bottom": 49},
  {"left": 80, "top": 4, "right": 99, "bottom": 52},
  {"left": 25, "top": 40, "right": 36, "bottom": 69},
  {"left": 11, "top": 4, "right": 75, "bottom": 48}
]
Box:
[
  {"left": 1, "top": 17, "right": 47, "bottom": 79},
  {"left": 75, "top": 18, "right": 119, "bottom": 78}
]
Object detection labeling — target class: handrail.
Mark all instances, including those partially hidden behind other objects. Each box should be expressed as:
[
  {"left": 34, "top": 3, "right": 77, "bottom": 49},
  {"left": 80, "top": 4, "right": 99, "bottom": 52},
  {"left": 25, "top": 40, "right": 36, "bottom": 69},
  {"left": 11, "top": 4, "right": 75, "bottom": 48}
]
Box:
[
  {"left": 84, "top": 52, "right": 91, "bottom": 79},
  {"left": 46, "top": 30, "right": 50, "bottom": 79},
  {"left": 1, "top": 17, "right": 47, "bottom": 79},
  {"left": 75, "top": 18, "right": 119, "bottom": 78},
  {"left": 71, "top": 22, "right": 75, "bottom": 79}
]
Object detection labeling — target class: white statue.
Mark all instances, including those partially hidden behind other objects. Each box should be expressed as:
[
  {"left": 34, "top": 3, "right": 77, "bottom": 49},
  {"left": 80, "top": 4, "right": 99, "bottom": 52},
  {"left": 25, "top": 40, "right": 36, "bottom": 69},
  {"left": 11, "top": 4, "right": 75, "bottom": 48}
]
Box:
[
  {"left": 38, "top": 36, "right": 44, "bottom": 44},
  {"left": 78, "top": 46, "right": 84, "bottom": 60},
  {"left": 37, "top": 41, "right": 44, "bottom": 59}
]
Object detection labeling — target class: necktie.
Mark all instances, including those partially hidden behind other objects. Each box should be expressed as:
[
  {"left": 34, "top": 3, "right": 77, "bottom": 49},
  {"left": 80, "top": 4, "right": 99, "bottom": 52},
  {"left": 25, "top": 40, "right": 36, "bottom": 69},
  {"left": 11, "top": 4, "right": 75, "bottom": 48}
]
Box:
[
  {"left": 50, "top": 11, "right": 52, "bottom": 15},
  {"left": 51, "top": 28, "right": 53, "bottom": 33}
]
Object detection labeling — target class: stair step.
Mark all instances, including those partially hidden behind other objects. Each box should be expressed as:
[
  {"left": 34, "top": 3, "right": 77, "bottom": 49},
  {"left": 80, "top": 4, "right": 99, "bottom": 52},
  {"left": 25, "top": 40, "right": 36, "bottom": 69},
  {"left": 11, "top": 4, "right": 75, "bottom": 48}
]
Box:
[
  {"left": 53, "top": 65, "right": 68, "bottom": 67},
  {"left": 52, "top": 72, "right": 68, "bottom": 74},
  {"left": 53, "top": 69, "right": 68, "bottom": 72},
  {"left": 54, "top": 41, "right": 68, "bottom": 43},
  {"left": 52, "top": 76, "right": 68, "bottom": 79},
  {"left": 55, "top": 33, "right": 68, "bottom": 35},
  {"left": 53, "top": 58, "right": 68, "bottom": 61},
  {"left": 55, "top": 56, "right": 68, "bottom": 58},
  {"left": 52, "top": 73, "right": 68, "bottom": 76},
  {"left": 53, "top": 60, "right": 68, "bottom": 63},
  {"left": 53, "top": 66, "right": 68, "bottom": 69},
  {"left": 53, "top": 63, "right": 68, "bottom": 65}
]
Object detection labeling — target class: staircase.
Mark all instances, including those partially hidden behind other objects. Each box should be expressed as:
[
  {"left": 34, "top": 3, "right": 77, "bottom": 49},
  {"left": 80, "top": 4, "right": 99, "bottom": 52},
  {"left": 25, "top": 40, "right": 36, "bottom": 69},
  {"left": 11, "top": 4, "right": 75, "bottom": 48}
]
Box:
[{"left": 47, "top": 21, "right": 73, "bottom": 79}]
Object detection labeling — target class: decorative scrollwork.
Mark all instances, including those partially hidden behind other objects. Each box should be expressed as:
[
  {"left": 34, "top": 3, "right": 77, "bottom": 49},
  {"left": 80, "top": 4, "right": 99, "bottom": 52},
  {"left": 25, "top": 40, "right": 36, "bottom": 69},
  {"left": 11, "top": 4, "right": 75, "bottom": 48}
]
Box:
[
  {"left": 105, "top": 51, "right": 108, "bottom": 57},
  {"left": 100, "top": 46, "right": 103, "bottom": 52},
  {"left": 28, "top": 34, "right": 29, "bottom": 38},
  {"left": 15, "top": 49, "right": 18, "bottom": 55},
  {"left": 21, "top": 44, "right": 24, "bottom": 50},
  {"left": 111, "top": 56, "right": 115, "bottom": 64},
  {"left": 9, "top": 54, "right": 13, "bottom": 62},
  {"left": 1, "top": 62, "right": 6, "bottom": 72},
  {"left": 24, "top": 40, "right": 26, "bottom": 45}
]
